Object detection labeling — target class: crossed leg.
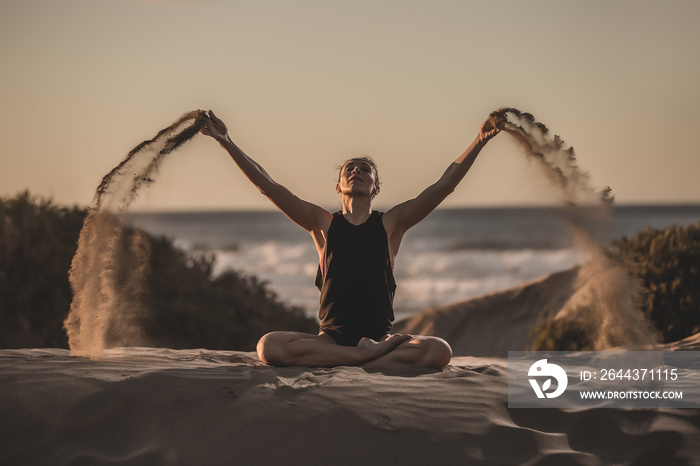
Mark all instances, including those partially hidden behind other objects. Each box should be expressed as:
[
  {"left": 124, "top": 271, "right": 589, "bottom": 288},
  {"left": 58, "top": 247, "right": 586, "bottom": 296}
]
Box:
[
  {"left": 363, "top": 335, "right": 453, "bottom": 370},
  {"left": 256, "top": 331, "right": 452, "bottom": 370}
]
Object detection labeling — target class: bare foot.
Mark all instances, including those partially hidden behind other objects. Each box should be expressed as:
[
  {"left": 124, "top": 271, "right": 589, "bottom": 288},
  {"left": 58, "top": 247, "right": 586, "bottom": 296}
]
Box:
[{"left": 357, "top": 334, "right": 412, "bottom": 361}]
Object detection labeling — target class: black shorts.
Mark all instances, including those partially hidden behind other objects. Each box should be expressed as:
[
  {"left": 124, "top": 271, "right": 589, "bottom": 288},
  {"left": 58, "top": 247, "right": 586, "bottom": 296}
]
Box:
[{"left": 320, "top": 328, "right": 389, "bottom": 347}]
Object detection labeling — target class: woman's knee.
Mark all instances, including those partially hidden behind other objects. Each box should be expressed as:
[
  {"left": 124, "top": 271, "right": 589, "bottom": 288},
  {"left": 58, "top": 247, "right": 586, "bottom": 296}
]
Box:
[
  {"left": 422, "top": 336, "right": 453, "bottom": 369},
  {"left": 257, "top": 331, "right": 289, "bottom": 365},
  {"left": 257, "top": 331, "right": 316, "bottom": 366}
]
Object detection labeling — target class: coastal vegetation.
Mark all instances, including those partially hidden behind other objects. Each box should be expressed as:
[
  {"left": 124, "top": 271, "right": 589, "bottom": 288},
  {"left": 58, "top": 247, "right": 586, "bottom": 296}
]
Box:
[
  {"left": 531, "top": 222, "right": 700, "bottom": 350},
  {"left": 0, "top": 192, "right": 317, "bottom": 350},
  {"left": 611, "top": 223, "right": 700, "bottom": 343}
]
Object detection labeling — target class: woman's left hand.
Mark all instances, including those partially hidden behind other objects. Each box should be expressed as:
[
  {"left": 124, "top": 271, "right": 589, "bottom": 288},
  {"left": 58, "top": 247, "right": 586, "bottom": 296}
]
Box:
[{"left": 477, "top": 111, "right": 506, "bottom": 143}]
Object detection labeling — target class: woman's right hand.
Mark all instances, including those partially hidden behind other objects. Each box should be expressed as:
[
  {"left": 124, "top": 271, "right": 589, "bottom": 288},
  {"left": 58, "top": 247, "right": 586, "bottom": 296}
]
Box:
[
  {"left": 200, "top": 110, "right": 231, "bottom": 143},
  {"left": 476, "top": 110, "right": 507, "bottom": 145}
]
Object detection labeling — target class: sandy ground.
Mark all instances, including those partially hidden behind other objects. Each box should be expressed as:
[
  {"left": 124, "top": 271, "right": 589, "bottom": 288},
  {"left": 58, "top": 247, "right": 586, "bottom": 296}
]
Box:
[{"left": 2, "top": 345, "right": 699, "bottom": 466}]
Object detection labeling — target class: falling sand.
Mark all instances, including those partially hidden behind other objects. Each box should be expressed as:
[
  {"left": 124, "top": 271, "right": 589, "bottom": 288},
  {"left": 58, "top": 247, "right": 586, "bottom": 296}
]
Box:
[
  {"left": 64, "top": 110, "right": 209, "bottom": 358},
  {"left": 496, "top": 108, "right": 659, "bottom": 349}
]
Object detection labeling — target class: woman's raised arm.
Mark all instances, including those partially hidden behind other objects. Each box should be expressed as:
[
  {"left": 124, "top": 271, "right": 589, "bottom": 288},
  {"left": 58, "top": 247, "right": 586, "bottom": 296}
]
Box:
[
  {"left": 382, "top": 112, "right": 504, "bottom": 257},
  {"left": 200, "top": 110, "right": 331, "bottom": 236}
]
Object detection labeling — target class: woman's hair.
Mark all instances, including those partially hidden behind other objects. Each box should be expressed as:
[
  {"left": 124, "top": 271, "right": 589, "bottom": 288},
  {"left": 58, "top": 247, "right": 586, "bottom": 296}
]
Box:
[{"left": 337, "top": 156, "right": 381, "bottom": 190}]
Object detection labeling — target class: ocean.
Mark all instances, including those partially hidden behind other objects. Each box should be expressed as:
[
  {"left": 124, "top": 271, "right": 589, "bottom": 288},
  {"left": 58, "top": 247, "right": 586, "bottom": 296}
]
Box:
[{"left": 125, "top": 205, "right": 700, "bottom": 320}]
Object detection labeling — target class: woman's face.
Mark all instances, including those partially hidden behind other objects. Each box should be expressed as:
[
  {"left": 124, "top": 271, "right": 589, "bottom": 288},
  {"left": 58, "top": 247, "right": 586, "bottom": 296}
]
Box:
[{"left": 337, "top": 159, "right": 379, "bottom": 198}]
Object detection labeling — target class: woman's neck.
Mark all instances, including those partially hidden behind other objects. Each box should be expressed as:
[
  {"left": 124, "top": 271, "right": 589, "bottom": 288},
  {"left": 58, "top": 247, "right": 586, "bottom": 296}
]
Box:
[{"left": 341, "top": 196, "right": 372, "bottom": 225}]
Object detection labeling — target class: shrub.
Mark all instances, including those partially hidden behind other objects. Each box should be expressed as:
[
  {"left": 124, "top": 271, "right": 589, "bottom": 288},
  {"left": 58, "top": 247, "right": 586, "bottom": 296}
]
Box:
[
  {"left": 144, "top": 234, "right": 318, "bottom": 350},
  {"left": 0, "top": 192, "right": 317, "bottom": 350},
  {"left": 530, "top": 222, "right": 700, "bottom": 350},
  {"left": 610, "top": 222, "right": 700, "bottom": 343},
  {"left": 530, "top": 309, "right": 597, "bottom": 352},
  {"left": 0, "top": 192, "right": 85, "bottom": 347}
]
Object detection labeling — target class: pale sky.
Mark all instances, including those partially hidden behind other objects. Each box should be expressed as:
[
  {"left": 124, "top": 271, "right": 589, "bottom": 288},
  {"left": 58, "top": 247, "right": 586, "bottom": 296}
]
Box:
[{"left": 1, "top": 0, "right": 699, "bottom": 211}]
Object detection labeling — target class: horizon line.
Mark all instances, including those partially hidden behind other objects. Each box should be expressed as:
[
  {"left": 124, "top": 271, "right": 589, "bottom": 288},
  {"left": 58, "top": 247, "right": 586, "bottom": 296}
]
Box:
[{"left": 124, "top": 202, "right": 700, "bottom": 215}]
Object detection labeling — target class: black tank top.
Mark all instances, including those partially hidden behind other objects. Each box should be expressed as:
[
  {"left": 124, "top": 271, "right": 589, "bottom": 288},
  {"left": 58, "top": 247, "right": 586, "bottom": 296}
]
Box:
[{"left": 315, "top": 211, "right": 396, "bottom": 340}]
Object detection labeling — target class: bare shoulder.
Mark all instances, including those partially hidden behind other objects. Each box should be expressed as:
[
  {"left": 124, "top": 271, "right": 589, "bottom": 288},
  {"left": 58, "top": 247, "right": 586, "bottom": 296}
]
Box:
[
  {"left": 314, "top": 207, "right": 333, "bottom": 233},
  {"left": 280, "top": 196, "right": 332, "bottom": 234},
  {"left": 307, "top": 206, "right": 333, "bottom": 257},
  {"left": 381, "top": 204, "right": 398, "bottom": 235},
  {"left": 381, "top": 202, "right": 413, "bottom": 262},
  {"left": 382, "top": 200, "right": 412, "bottom": 237}
]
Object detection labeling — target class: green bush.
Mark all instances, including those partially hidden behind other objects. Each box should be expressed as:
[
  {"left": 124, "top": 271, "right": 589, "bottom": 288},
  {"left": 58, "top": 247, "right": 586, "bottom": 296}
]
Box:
[
  {"left": 144, "top": 234, "right": 318, "bottom": 350},
  {"left": 530, "top": 222, "right": 700, "bottom": 350},
  {"left": 530, "top": 306, "right": 596, "bottom": 352},
  {"left": 0, "top": 192, "right": 317, "bottom": 350},
  {"left": 0, "top": 192, "right": 85, "bottom": 347},
  {"left": 610, "top": 222, "right": 700, "bottom": 343}
]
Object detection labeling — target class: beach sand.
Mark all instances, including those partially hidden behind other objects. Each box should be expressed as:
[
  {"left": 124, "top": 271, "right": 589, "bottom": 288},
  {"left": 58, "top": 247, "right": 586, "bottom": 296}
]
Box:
[
  {"left": 3, "top": 348, "right": 700, "bottom": 465},
  {"left": 2, "top": 271, "right": 700, "bottom": 465}
]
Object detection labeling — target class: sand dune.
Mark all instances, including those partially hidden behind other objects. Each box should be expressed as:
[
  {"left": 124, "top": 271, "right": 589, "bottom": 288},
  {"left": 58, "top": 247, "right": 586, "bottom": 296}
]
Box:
[
  {"left": 394, "top": 268, "right": 581, "bottom": 357},
  {"left": 1, "top": 345, "right": 699, "bottom": 465}
]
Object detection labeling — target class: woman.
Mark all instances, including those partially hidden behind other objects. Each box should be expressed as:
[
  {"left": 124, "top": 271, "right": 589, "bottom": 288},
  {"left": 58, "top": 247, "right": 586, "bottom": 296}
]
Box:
[{"left": 201, "top": 110, "right": 503, "bottom": 369}]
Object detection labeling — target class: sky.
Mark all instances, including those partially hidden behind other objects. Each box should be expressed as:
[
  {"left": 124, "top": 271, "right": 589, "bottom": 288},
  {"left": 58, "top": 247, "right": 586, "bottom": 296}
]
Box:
[{"left": 1, "top": 0, "right": 699, "bottom": 211}]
